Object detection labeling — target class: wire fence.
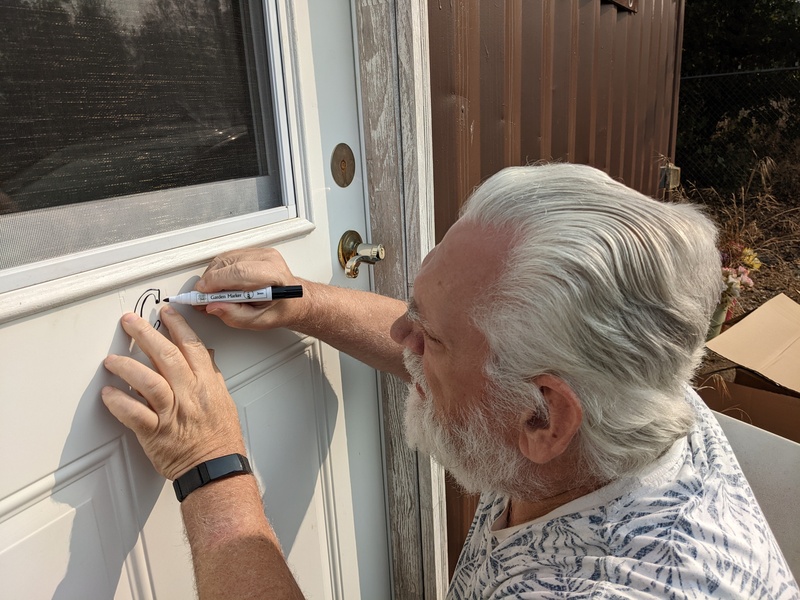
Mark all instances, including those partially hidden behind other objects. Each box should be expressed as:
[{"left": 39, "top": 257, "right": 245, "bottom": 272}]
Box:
[{"left": 676, "top": 67, "right": 800, "bottom": 198}]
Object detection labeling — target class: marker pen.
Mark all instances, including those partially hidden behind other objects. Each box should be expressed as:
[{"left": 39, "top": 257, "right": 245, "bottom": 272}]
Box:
[{"left": 163, "top": 285, "right": 303, "bottom": 305}]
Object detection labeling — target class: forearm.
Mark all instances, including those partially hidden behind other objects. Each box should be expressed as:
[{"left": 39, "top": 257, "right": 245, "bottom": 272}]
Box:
[
  {"left": 195, "top": 248, "right": 411, "bottom": 380},
  {"left": 181, "top": 474, "right": 304, "bottom": 599},
  {"left": 295, "top": 280, "right": 409, "bottom": 380},
  {"left": 102, "top": 310, "right": 306, "bottom": 598}
]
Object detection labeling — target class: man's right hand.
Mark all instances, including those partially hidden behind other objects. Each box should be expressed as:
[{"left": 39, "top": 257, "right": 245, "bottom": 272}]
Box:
[
  {"left": 196, "top": 248, "right": 311, "bottom": 332},
  {"left": 198, "top": 245, "right": 410, "bottom": 379}
]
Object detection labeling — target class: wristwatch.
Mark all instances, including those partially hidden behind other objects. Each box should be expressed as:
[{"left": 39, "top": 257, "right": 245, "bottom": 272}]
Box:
[{"left": 173, "top": 453, "right": 252, "bottom": 502}]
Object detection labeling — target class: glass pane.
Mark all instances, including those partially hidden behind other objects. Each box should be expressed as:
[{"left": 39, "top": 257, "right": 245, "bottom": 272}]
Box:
[{"left": 0, "top": 0, "right": 281, "bottom": 270}]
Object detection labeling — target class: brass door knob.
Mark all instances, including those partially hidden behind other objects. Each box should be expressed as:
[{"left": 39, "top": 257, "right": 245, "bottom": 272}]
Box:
[{"left": 337, "top": 230, "right": 386, "bottom": 278}]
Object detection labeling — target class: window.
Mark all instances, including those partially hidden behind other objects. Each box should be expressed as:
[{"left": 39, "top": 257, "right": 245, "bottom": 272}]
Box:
[{"left": 0, "top": 0, "right": 287, "bottom": 290}]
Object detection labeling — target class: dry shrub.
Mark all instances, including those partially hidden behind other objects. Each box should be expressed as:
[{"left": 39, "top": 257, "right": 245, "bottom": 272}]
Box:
[{"left": 682, "top": 157, "right": 800, "bottom": 312}]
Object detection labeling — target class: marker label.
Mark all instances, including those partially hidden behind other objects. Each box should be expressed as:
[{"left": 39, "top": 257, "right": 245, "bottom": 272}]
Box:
[
  {"left": 202, "top": 290, "right": 270, "bottom": 303},
  {"left": 164, "top": 286, "right": 302, "bottom": 305}
]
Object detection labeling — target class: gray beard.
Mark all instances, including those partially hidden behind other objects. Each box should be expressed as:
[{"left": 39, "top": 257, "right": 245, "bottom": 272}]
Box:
[{"left": 401, "top": 348, "right": 537, "bottom": 498}]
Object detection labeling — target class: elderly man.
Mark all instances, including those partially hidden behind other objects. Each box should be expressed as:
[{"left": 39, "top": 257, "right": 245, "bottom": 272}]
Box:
[{"left": 102, "top": 164, "right": 798, "bottom": 598}]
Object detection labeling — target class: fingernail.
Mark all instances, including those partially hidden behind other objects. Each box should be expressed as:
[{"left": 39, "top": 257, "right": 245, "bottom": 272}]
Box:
[
  {"left": 195, "top": 280, "right": 207, "bottom": 292},
  {"left": 121, "top": 313, "right": 137, "bottom": 324},
  {"left": 161, "top": 304, "right": 175, "bottom": 315}
]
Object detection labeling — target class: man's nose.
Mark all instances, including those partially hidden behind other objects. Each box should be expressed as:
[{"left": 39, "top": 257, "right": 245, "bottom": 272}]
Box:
[{"left": 390, "top": 313, "right": 423, "bottom": 355}]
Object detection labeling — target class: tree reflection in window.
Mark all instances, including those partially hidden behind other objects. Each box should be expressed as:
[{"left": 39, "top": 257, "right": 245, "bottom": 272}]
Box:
[{"left": 0, "top": 0, "right": 272, "bottom": 214}]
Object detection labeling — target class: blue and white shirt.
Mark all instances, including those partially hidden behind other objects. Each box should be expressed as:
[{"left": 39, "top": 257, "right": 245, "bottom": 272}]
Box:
[{"left": 448, "top": 389, "right": 799, "bottom": 599}]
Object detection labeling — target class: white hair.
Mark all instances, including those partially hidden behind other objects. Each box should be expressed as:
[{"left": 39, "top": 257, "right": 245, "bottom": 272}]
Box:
[{"left": 459, "top": 163, "right": 723, "bottom": 481}]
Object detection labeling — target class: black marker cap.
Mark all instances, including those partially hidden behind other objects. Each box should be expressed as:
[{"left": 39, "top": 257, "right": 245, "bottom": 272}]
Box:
[{"left": 272, "top": 285, "right": 304, "bottom": 299}]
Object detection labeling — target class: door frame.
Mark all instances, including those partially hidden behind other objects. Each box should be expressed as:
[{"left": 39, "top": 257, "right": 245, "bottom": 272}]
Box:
[{"left": 353, "top": 2, "right": 448, "bottom": 598}]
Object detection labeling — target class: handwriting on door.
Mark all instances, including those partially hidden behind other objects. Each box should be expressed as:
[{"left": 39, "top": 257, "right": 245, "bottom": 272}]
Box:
[{"left": 134, "top": 288, "right": 162, "bottom": 330}]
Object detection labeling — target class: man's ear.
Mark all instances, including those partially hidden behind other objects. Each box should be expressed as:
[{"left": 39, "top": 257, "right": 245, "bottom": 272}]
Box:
[{"left": 518, "top": 374, "right": 583, "bottom": 464}]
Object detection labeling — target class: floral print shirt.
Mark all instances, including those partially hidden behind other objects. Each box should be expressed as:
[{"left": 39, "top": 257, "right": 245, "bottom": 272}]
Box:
[{"left": 448, "top": 388, "right": 799, "bottom": 599}]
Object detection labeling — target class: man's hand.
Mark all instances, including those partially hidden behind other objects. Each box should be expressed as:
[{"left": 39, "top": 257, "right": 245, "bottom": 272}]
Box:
[
  {"left": 197, "top": 245, "right": 411, "bottom": 379},
  {"left": 196, "top": 247, "right": 311, "bottom": 332},
  {"left": 103, "top": 307, "right": 306, "bottom": 599},
  {"left": 102, "top": 307, "right": 245, "bottom": 480}
]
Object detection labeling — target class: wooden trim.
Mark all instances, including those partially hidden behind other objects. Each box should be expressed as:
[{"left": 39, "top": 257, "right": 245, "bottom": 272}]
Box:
[
  {"left": 0, "top": 218, "right": 314, "bottom": 324},
  {"left": 353, "top": 1, "right": 445, "bottom": 598}
]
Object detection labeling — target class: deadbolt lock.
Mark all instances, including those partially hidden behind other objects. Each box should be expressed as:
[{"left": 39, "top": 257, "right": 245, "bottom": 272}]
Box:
[
  {"left": 338, "top": 230, "right": 385, "bottom": 278},
  {"left": 331, "top": 143, "right": 356, "bottom": 187}
]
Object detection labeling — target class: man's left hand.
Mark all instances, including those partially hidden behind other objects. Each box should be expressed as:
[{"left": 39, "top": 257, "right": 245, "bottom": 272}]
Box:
[{"left": 102, "top": 307, "right": 246, "bottom": 480}]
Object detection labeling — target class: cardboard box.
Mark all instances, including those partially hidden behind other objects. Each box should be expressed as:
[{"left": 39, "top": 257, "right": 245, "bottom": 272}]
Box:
[
  {"left": 696, "top": 293, "right": 800, "bottom": 443},
  {"left": 696, "top": 377, "right": 800, "bottom": 443}
]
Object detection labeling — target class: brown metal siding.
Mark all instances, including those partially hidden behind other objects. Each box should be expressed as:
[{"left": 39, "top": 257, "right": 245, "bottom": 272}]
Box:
[
  {"left": 427, "top": 0, "right": 686, "bottom": 576},
  {"left": 429, "top": 0, "right": 685, "bottom": 242}
]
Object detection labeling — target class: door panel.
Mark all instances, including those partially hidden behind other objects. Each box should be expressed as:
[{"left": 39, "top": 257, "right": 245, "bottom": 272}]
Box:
[
  {"left": 0, "top": 440, "right": 147, "bottom": 600},
  {"left": 0, "top": 0, "right": 389, "bottom": 598},
  {"left": 233, "top": 347, "right": 338, "bottom": 600}
]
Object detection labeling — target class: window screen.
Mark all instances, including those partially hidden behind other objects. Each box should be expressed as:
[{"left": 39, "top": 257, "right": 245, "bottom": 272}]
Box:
[{"left": 0, "top": 0, "right": 282, "bottom": 272}]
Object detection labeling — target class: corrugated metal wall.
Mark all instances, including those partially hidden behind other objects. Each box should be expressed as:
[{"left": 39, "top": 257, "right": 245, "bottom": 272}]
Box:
[
  {"left": 427, "top": 0, "right": 687, "bottom": 575},
  {"left": 429, "top": 0, "right": 685, "bottom": 242}
]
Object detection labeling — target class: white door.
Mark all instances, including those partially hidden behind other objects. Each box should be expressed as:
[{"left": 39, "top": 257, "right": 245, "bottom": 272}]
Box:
[{"left": 0, "top": 1, "right": 390, "bottom": 598}]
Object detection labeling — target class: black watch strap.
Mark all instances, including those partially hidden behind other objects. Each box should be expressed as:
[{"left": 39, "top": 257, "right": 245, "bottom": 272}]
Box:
[{"left": 173, "top": 453, "right": 252, "bottom": 502}]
